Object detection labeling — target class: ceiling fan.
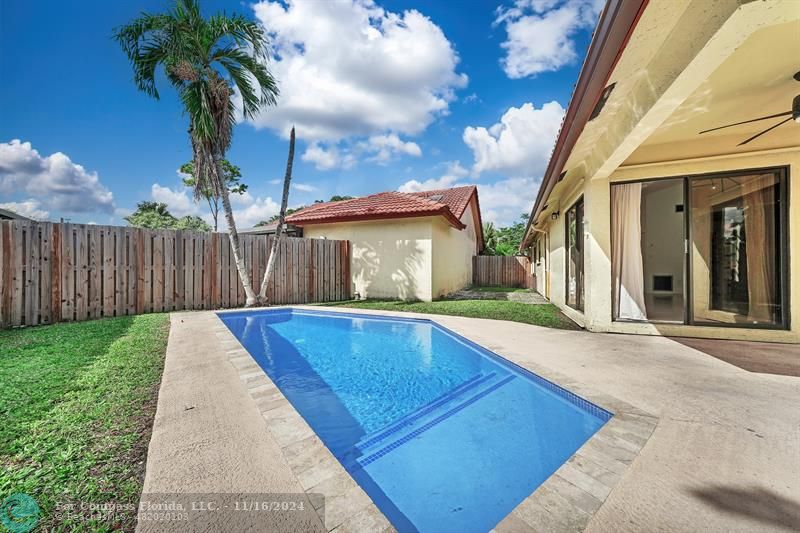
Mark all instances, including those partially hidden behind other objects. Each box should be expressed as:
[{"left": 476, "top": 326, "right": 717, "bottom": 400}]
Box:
[{"left": 699, "top": 71, "right": 800, "bottom": 146}]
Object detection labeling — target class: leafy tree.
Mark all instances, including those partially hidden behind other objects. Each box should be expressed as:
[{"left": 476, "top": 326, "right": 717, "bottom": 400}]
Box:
[
  {"left": 124, "top": 201, "right": 211, "bottom": 232},
  {"left": 115, "top": 0, "right": 278, "bottom": 307},
  {"left": 482, "top": 213, "right": 528, "bottom": 256},
  {"left": 180, "top": 159, "right": 247, "bottom": 231},
  {"left": 174, "top": 215, "right": 212, "bottom": 231}
]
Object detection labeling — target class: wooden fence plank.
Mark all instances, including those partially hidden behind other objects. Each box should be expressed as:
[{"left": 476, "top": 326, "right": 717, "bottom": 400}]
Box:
[
  {"left": 62, "top": 224, "right": 75, "bottom": 321},
  {"left": 195, "top": 233, "right": 204, "bottom": 310},
  {"left": 163, "top": 230, "right": 174, "bottom": 312},
  {"left": 87, "top": 226, "right": 99, "bottom": 318},
  {"left": 472, "top": 255, "right": 531, "bottom": 288},
  {"left": 38, "top": 224, "right": 52, "bottom": 324},
  {"left": 74, "top": 225, "right": 87, "bottom": 321},
  {"left": 24, "top": 223, "right": 37, "bottom": 325},
  {"left": 102, "top": 227, "right": 114, "bottom": 317}
]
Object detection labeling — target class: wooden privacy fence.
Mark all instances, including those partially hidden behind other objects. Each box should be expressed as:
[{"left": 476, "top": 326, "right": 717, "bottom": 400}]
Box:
[
  {"left": 0, "top": 221, "right": 351, "bottom": 328},
  {"left": 473, "top": 255, "right": 532, "bottom": 288}
]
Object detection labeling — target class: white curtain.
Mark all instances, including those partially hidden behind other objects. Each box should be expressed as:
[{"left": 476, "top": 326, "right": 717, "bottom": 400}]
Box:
[
  {"left": 742, "top": 174, "right": 777, "bottom": 323},
  {"left": 612, "top": 183, "right": 647, "bottom": 320}
]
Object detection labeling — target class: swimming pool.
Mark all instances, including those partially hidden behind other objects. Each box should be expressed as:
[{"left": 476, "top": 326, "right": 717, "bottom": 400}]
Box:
[{"left": 219, "top": 308, "right": 610, "bottom": 532}]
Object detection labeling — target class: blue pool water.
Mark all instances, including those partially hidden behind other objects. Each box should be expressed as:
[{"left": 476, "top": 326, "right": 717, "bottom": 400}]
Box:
[{"left": 219, "top": 309, "right": 610, "bottom": 532}]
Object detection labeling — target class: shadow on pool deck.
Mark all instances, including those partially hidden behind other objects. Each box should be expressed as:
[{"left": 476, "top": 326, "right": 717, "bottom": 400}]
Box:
[
  {"left": 689, "top": 485, "right": 800, "bottom": 530},
  {"left": 669, "top": 337, "right": 800, "bottom": 377}
]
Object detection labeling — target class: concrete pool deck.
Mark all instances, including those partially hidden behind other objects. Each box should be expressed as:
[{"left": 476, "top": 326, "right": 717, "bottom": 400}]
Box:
[{"left": 142, "top": 307, "right": 800, "bottom": 532}]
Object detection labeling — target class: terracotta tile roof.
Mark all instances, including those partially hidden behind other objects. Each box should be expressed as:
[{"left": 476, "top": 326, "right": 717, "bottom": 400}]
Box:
[
  {"left": 285, "top": 185, "right": 477, "bottom": 229},
  {"left": 407, "top": 185, "right": 475, "bottom": 219}
]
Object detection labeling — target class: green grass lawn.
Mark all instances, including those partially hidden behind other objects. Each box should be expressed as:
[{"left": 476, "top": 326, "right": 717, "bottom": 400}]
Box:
[
  {"left": 0, "top": 314, "right": 170, "bottom": 532},
  {"left": 469, "top": 286, "right": 531, "bottom": 293},
  {"left": 317, "top": 299, "right": 579, "bottom": 330}
]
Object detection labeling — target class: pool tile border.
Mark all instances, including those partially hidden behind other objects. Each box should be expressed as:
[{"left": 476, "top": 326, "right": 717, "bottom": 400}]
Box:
[{"left": 212, "top": 306, "right": 659, "bottom": 533}]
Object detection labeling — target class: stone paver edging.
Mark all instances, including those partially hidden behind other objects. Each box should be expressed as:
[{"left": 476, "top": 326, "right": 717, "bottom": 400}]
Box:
[
  {"left": 211, "top": 306, "right": 659, "bottom": 532},
  {"left": 211, "top": 315, "right": 394, "bottom": 533}
]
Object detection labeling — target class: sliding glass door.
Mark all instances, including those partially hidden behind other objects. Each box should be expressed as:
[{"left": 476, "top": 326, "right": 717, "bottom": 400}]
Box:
[
  {"left": 689, "top": 172, "right": 786, "bottom": 327},
  {"left": 566, "top": 198, "right": 584, "bottom": 311},
  {"left": 611, "top": 168, "right": 788, "bottom": 329}
]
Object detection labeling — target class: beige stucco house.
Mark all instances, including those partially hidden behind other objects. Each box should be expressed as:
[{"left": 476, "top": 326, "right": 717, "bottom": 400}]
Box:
[
  {"left": 286, "top": 186, "right": 484, "bottom": 301},
  {"left": 522, "top": 0, "right": 799, "bottom": 343}
]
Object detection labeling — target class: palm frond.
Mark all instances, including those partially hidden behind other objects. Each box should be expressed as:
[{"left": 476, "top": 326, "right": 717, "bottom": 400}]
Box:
[
  {"left": 207, "top": 13, "right": 269, "bottom": 61},
  {"left": 214, "top": 47, "right": 278, "bottom": 118},
  {"left": 181, "top": 81, "right": 215, "bottom": 141},
  {"left": 113, "top": 14, "right": 174, "bottom": 98}
]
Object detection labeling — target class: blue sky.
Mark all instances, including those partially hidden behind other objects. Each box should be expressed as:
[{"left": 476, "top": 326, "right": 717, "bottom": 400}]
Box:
[{"left": 0, "top": 0, "right": 600, "bottom": 227}]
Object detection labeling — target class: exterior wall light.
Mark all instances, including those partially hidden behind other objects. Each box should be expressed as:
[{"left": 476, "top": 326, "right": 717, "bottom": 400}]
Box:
[{"left": 551, "top": 211, "right": 560, "bottom": 220}]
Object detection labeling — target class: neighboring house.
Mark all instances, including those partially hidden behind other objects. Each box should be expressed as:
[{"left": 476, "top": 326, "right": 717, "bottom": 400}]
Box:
[
  {"left": 521, "top": 0, "right": 799, "bottom": 343},
  {"left": 239, "top": 222, "right": 303, "bottom": 237},
  {"left": 286, "top": 186, "right": 484, "bottom": 301},
  {"left": 0, "top": 208, "right": 32, "bottom": 221}
]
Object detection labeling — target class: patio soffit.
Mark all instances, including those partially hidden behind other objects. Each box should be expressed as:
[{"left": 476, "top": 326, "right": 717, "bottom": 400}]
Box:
[{"left": 560, "top": 0, "right": 798, "bottom": 185}]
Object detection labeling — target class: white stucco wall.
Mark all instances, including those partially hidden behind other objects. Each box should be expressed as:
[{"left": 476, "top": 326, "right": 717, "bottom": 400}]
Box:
[
  {"left": 431, "top": 200, "right": 478, "bottom": 298},
  {"left": 539, "top": 149, "right": 799, "bottom": 342},
  {"left": 302, "top": 200, "right": 479, "bottom": 302},
  {"left": 303, "top": 217, "right": 435, "bottom": 301}
]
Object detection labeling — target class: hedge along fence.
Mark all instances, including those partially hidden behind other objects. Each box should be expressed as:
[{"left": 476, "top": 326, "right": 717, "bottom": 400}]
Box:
[
  {"left": 0, "top": 220, "right": 351, "bottom": 328},
  {"left": 472, "top": 255, "right": 532, "bottom": 288}
]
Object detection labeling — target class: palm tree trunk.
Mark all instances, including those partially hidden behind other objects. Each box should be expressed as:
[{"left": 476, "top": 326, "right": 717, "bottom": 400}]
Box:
[
  {"left": 219, "top": 168, "right": 258, "bottom": 306},
  {"left": 258, "top": 126, "right": 295, "bottom": 304},
  {"left": 207, "top": 197, "right": 218, "bottom": 232}
]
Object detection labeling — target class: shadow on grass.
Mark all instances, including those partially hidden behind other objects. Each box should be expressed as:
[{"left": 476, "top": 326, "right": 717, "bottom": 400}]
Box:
[
  {"left": 0, "top": 314, "right": 170, "bottom": 531},
  {"left": 0, "top": 316, "right": 137, "bottom": 451}
]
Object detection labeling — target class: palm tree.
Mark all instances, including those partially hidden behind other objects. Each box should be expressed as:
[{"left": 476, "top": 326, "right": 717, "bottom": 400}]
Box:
[
  {"left": 258, "top": 127, "right": 295, "bottom": 303},
  {"left": 115, "top": 0, "right": 278, "bottom": 306},
  {"left": 483, "top": 222, "right": 498, "bottom": 255}
]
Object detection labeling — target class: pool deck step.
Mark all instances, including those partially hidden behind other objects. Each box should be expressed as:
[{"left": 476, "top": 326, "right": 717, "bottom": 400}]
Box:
[{"left": 352, "top": 373, "right": 518, "bottom": 470}]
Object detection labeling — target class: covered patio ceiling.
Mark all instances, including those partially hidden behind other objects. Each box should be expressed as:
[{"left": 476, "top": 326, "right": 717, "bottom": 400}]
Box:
[{"left": 624, "top": 19, "right": 800, "bottom": 166}]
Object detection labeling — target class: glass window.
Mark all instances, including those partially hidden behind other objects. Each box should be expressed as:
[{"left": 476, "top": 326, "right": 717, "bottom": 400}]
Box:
[{"left": 566, "top": 198, "right": 584, "bottom": 311}]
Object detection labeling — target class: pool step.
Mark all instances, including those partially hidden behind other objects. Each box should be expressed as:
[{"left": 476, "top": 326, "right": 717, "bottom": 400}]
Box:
[
  {"left": 353, "top": 372, "right": 496, "bottom": 453},
  {"left": 350, "top": 372, "right": 517, "bottom": 470}
]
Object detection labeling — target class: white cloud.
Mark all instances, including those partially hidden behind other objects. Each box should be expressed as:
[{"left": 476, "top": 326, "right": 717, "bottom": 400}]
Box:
[
  {"left": 231, "top": 190, "right": 255, "bottom": 206},
  {"left": 292, "top": 182, "right": 317, "bottom": 192},
  {"left": 463, "top": 101, "right": 564, "bottom": 176},
  {"left": 397, "top": 161, "right": 467, "bottom": 192},
  {"left": 249, "top": 0, "right": 467, "bottom": 141},
  {"left": 476, "top": 177, "right": 537, "bottom": 226},
  {"left": 301, "top": 143, "right": 356, "bottom": 171},
  {"left": 0, "top": 139, "right": 114, "bottom": 213},
  {"left": 0, "top": 199, "right": 49, "bottom": 220},
  {"left": 397, "top": 175, "right": 458, "bottom": 193},
  {"left": 232, "top": 196, "right": 281, "bottom": 229},
  {"left": 150, "top": 184, "right": 202, "bottom": 217},
  {"left": 362, "top": 134, "right": 422, "bottom": 164},
  {"left": 496, "top": 0, "right": 602, "bottom": 78},
  {"left": 303, "top": 133, "right": 421, "bottom": 171},
  {"left": 398, "top": 162, "right": 533, "bottom": 226}
]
